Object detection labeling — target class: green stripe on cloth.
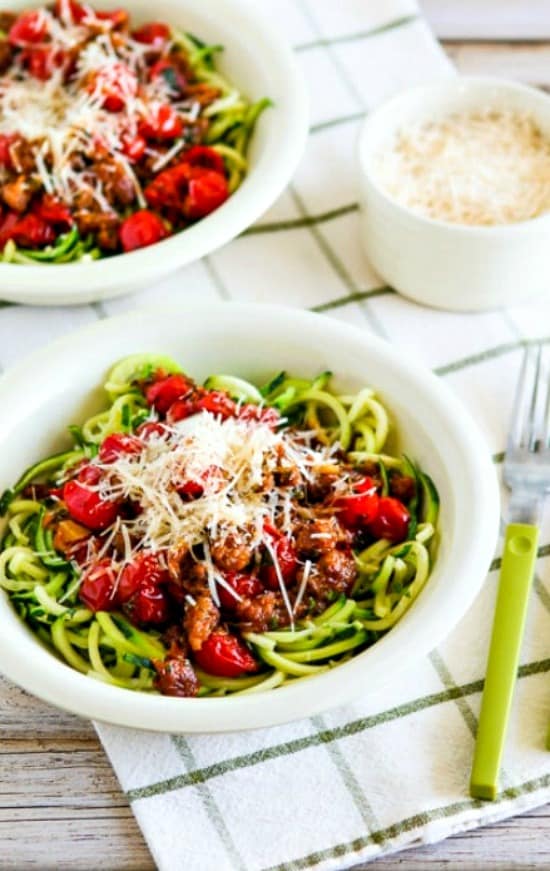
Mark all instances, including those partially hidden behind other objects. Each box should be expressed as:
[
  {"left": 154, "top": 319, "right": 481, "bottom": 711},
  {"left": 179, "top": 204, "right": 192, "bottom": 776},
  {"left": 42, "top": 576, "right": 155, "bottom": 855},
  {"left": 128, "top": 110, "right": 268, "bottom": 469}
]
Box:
[
  {"left": 429, "top": 650, "right": 478, "bottom": 738},
  {"left": 311, "top": 286, "right": 393, "bottom": 312},
  {"left": 243, "top": 203, "right": 359, "bottom": 236},
  {"left": 172, "top": 736, "right": 247, "bottom": 871},
  {"left": 310, "top": 112, "right": 366, "bottom": 134},
  {"left": 435, "top": 337, "right": 550, "bottom": 377},
  {"left": 127, "top": 656, "right": 550, "bottom": 803},
  {"left": 295, "top": 14, "right": 418, "bottom": 51},
  {"left": 266, "top": 772, "right": 550, "bottom": 871}
]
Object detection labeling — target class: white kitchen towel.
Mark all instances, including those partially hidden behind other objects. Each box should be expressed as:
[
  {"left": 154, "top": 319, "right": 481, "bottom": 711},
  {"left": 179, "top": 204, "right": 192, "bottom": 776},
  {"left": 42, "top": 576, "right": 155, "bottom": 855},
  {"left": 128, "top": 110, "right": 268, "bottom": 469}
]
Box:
[{"left": 2, "top": 1, "right": 550, "bottom": 869}]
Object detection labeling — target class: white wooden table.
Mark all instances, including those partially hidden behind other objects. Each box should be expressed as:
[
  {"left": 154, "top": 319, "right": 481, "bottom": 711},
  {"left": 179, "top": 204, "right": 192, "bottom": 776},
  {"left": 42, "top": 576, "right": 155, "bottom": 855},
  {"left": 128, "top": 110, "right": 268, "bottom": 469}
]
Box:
[{"left": 3, "top": 5, "right": 550, "bottom": 869}]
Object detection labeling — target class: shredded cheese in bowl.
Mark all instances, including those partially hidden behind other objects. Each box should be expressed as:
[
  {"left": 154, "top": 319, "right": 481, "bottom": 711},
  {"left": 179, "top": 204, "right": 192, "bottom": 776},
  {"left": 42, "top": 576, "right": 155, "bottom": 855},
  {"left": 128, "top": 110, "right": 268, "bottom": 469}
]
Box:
[{"left": 375, "top": 109, "right": 550, "bottom": 226}]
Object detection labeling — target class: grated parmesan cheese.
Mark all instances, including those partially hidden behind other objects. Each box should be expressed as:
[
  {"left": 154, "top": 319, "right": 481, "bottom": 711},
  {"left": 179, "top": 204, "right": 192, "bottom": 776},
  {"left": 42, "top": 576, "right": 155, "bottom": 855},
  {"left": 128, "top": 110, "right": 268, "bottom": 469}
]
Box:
[{"left": 375, "top": 109, "right": 550, "bottom": 226}]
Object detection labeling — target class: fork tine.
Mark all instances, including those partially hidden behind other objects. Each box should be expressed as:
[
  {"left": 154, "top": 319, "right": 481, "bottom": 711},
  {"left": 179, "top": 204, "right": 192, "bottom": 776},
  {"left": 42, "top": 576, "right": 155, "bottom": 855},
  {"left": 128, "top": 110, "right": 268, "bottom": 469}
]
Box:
[
  {"left": 508, "top": 346, "right": 534, "bottom": 452},
  {"left": 544, "top": 351, "right": 550, "bottom": 448},
  {"left": 527, "top": 344, "right": 543, "bottom": 450}
]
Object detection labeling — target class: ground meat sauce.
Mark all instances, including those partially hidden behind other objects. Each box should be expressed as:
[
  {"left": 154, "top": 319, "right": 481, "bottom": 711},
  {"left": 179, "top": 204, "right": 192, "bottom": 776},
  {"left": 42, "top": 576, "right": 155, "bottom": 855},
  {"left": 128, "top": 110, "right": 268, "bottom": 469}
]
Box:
[{"left": 0, "top": 3, "right": 263, "bottom": 258}]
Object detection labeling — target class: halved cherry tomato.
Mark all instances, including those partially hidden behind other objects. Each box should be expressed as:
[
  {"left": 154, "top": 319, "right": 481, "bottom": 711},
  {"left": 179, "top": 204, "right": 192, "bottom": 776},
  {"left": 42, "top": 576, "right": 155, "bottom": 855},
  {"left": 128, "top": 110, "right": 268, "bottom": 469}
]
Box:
[
  {"left": 132, "top": 21, "right": 170, "bottom": 48},
  {"left": 117, "top": 551, "right": 168, "bottom": 602},
  {"left": 149, "top": 59, "right": 186, "bottom": 95},
  {"left": 0, "top": 211, "right": 19, "bottom": 247},
  {"left": 335, "top": 476, "right": 379, "bottom": 529},
  {"left": 181, "top": 145, "right": 225, "bottom": 175},
  {"left": 194, "top": 631, "right": 259, "bottom": 677},
  {"left": 177, "top": 465, "right": 223, "bottom": 499},
  {"left": 184, "top": 168, "right": 229, "bottom": 219},
  {"left": 261, "top": 523, "right": 298, "bottom": 590},
  {"left": 63, "top": 464, "right": 120, "bottom": 531},
  {"left": 145, "top": 373, "right": 194, "bottom": 414},
  {"left": 34, "top": 194, "right": 72, "bottom": 228},
  {"left": 196, "top": 390, "right": 236, "bottom": 419},
  {"left": 79, "top": 558, "right": 118, "bottom": 612},
  {"left": 139, "top": 103, "right": 183, "bottom": 140},
  {"left": 0, "top": 134, "right": 17, "bottom": 169},
  {"left": 218, "top": 572, "right": 263, "bottom": 609},
  {"left": 237, "top": 404, "right": 280, "bottom": 428},
  {"left": 144, "top": 163, "right": 188, "bottom": 208},
  {"left": 89, "top": 63, "right": 137, "bottom": 112},
  {"left": 119, "top": 209, "right": 167, "bottom": 252},
  {"left": 54, "top": 0, "right": 87, "bottom": 24},
  {"left": 9, "top": 10, "right": 47, "bottom": 46},
  {"left": 166, "top": 398, "right": 197, "bottom": 424},
  {"left": 9, "top": 214, "right": 55, "bottom": 248},
  {"left": 96, "top": 8, "right": 129, "bottom": 28},
  {"left": 136, "top": 421, "right": 168, "bottom": 440},
  {"left": 121, "top": 133, "right": 147, "bottom": 162},
  {"left": 369, "top": 497, "right": 410, "bottom": 543},
  {"left": 99, "top": 432, "right": 143, "bottom": 463},
  {"left": 23, "top": 46, "right": 67, "bottom": 81}
]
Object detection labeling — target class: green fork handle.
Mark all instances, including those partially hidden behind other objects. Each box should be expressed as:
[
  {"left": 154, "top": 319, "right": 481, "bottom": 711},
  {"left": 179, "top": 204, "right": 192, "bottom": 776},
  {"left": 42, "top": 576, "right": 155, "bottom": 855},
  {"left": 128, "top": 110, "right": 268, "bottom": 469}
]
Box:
[{"left": 470, "top": 523, "right": 539, "bottom": 800}]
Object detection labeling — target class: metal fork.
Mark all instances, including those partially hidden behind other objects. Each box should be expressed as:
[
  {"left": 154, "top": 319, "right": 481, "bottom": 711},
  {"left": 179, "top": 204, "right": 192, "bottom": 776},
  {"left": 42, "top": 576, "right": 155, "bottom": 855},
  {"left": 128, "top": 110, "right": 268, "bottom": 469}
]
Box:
[{"left": 470, "top": 344, "right": 546, "bottom": 800}]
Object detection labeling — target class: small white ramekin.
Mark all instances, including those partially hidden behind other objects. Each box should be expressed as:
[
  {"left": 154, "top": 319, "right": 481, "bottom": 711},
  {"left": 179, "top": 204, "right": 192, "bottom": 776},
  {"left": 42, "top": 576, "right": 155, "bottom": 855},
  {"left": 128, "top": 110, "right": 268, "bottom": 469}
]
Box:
[{"left": 357, "top": 77, "right": 550, "bottom": 312}]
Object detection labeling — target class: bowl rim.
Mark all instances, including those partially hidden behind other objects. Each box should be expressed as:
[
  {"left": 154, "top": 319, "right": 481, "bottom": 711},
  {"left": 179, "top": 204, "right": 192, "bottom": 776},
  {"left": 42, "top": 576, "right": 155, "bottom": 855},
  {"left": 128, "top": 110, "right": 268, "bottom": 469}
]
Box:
[
  {"left": 357, "top": 74, "right": 550, "bottom": 236},
  {"left": 0, "top": 0, "right": 309, "bottom": 301},
  {"left": 0, "top": 303, "right": 500, "bottom": 732}
]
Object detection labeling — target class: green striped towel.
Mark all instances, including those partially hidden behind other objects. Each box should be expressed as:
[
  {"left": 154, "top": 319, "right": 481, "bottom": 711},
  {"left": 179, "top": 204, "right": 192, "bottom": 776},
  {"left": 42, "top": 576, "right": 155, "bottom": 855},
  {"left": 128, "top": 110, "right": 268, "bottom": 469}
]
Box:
[{"left": 2, "top": 1, "right": 550, "bottom": 868}]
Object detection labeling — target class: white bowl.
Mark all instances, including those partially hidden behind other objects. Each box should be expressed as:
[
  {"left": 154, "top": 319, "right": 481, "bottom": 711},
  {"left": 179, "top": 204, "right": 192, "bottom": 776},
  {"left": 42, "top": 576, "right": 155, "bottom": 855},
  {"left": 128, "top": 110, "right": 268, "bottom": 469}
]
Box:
[
  {"left": 0, "top": 304, "right": 499, "bottom": 732},
  {"left": 0, "top": 0, "right": 308, "bottom": 306},
  {"left": 357, "top": 77, "right": 550, "bottom": 312}
]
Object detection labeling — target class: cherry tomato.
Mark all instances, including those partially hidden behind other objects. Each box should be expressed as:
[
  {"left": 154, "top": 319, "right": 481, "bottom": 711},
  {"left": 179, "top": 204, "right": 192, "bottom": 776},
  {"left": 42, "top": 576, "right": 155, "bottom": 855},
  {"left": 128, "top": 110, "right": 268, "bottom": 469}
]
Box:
[
  {"left": 149, "top": 59, "right": 186, "bottom": 95},
  {"left": 261, "top": 524, "right": 298, "bottom": 590},
  {"left": 194, "top": 632, "right": 259, "bottom": 677},
  {"left": 139, "top": 103, "right": 183, "bottom": 140},
  {"left": 218, "top": 572, "right": 263, "bottom": 609},
  {"left": 335, "top": 476, "right": 379, "bottom": 529},
  {"left": 63, "top": 464, "right": 120, "bottom": 531},
  {"left": 184, "top": 168, "right": 229, "bottom": 219},
  {"left": 117, "top": 551, "right": 168, "bottom": 602},
  {"left": 9, "top": 10, "right": 48, "bottom": 46},
  {"left": 119, "top": 209, "right": 167, "bottom": 252},
  {"left": 89, "top": 63, "right": 137, "bottom": 112},
  {"left": 166, "top": 398, "right": 197, "bottom": 424},
  {"left": 99, "top": 432, "right": 143, "bottom": 464},
  {"left": 96, "top": 8, "right": 129, "bottom": 28},
  {"left": 237, "top": 404, "right": 280, "bottom": 428},
  {"left": 136, "top": 421, "right": 168, "bottom": 440},
  {"left": 9, "top": 214, "right": 55, "bottom": 248},
  {"left": 145, "top": 373, "right": 194, "bottom": 414},
  {"left": 178, "top": 465, "right": 223, "bottom": 499},
  {"left": 22, "top": 46, "right": 67, "bottom": 81},
  {"left": 144, "top": 163, "right": 188, "bottom": 208},
  {"left": 132, "top": 21, "right": 171, "bottom": 48},
  {"left": 0, "top": 211, "right": 19, "bottom": 247},
  {"left": 128, "top": 582, "right": 169, "bottom": 624},
  {"left": 181, "top": 145, "right": 225, "bottom": 175},
  {"left": 120, "top": 133, "right": 147, "bottom": 162},
  {"left": 196, "top": 390, "right": 236, "bottom": 419},
  {"left": 369, "top": 497, "right": 410, "bottom": 543},
  {"left": 54, "top": 0, "right": 87, "bottom": 24},
  {"left": 79, "top": 558, "right": 118, "bottom": 612},
  {"left": 34, "top": 194, "right": 72, "bottom": 227},
  {"left": 0, "top": 134, "right": 17, "bottom": 169}
]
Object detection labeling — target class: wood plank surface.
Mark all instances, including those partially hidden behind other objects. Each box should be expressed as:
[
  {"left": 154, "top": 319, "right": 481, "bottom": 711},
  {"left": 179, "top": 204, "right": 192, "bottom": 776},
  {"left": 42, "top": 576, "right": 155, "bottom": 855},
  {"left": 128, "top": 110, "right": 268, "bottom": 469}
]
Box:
[{"left": 3, "top": 34, "right": 550, "bottom": 871}]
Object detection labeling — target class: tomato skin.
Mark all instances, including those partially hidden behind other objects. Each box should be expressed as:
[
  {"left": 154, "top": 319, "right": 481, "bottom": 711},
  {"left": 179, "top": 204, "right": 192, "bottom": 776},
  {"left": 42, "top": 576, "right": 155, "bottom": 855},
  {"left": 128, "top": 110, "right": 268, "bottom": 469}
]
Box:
[
  {"left": 150, "top": 59, "right": 186, "bottom": 95},
  {"left": 261, "top": 525, "right": 298, "bottom": 590},
  {"left": 119, "top": 209, "right": 166, "bottom": 252},
  {"left": 9, "top": 214, "right": 56, "bottom": 248},
  {"left": 99, "top": 433, "right": 143, "bottom": 464},
  {"left": 89, "top": 63, "right": 137, "bottom": 112},
  {"left": 336, "top": 476, "right": 379, "bottom": 529},
  {"left": 181, "top": 145, "right": 225, "bottom": 175},
  {"left": 144, "top": 163, "right": 188, "bottom": 208},
  {"left": 79, "top": 558, "right": 118, "bottom": 612},
  {"left": 166, "top": 398, "right": 197, "bottom": 424},
  {"left": 136, "top": 421, "right": 167, "bottom": 440},
  {"left": 96, "top": 8, "right": 129, "bottom": 28},
  {"left": 194, "top": 632, "right": 259, "bottom": 677},
  {"left": 237, "top": 404, "right": 280, "bottom": 429},
  {"left": 184, "top": 168, "right": 229, "bottom": 219},
  {"left": 34, "top": 195, "right": 72, "bottom": 227},
  {"left": 132, "top": 21, "right": 171, "bottom": 48},
  {"left": 218, "top": 572, "right": 263, "bottom": 609},
  {"left": 0, "top": 134, "right": 17, "bottom": 169},
  {"left": 139, "top": 103, "right": 183, "bottom": 140},
  {"left": 369, "top": 497, "right": 410, "bottom": 543},
  {"left": 121, "top": 133, "right": 147, "bottom": 162},
  {"left": 196, "top": 390, "right": 236, "bottom": 419},
  {"left": 63, "top": 465, "right": 120, "bottom": 532},
  {"left": 23, "top": 46, "right": 67, "bottom": 80},
  {"left": 145, "top": 373, "right": 194, "bottom": 414},
  {"left": 9, "top": 10, "right": 47, "bottom": 46},
  {"left": 118, "top": 552, "right": 170, "bottom": 625},
  {"left": 54, "top": 0, "right": 87, "bottom": 24},
  {"left": 0, "top": 211, "right": 19, "bottom": 247}
]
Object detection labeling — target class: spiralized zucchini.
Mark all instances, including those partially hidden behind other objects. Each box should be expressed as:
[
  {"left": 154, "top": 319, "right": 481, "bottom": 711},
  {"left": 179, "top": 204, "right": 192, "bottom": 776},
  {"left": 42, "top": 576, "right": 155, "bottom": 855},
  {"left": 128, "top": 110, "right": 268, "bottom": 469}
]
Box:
[{"left": 0, "top": 357, "right": 439, "bottom": 695}]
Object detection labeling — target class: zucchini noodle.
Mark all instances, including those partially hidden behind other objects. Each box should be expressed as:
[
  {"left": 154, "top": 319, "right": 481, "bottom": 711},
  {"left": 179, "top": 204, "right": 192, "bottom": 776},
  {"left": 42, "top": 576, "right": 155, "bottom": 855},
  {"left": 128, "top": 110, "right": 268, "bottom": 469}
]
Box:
[{"left": 0, "top": 356, "right": 440, "bottom": 696}]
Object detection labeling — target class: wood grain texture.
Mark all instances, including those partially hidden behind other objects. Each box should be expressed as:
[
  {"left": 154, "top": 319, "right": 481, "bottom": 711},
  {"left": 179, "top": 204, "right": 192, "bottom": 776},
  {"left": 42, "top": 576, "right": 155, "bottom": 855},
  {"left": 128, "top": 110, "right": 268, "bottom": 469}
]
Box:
[{"left": 3, "top": 37, "right": 550, "bottom": 871}]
